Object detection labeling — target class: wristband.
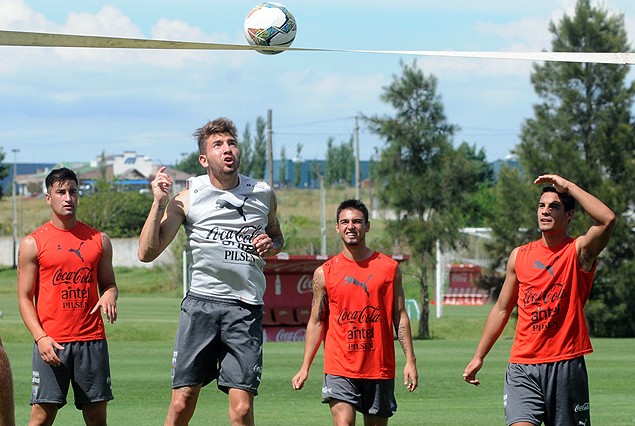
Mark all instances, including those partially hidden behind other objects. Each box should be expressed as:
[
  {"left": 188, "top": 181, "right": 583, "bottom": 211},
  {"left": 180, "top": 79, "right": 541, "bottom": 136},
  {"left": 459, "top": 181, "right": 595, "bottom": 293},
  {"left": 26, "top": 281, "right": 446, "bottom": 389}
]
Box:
[{"left": 35, "top": 334, "right": 48, "bottom": 344}]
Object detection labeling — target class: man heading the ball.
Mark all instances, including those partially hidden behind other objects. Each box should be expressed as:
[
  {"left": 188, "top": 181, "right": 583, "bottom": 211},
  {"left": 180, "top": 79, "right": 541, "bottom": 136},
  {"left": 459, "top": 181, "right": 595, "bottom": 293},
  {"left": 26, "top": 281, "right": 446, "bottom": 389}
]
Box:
[
  {"left": 292, "top": 199, "right": 418, "bottom": 426},
  {"left": 138, "top": 117, "right": 284, "bottom": 426},
  {"left": 463, "top": 174, "right": 615, "bottom": 426}
]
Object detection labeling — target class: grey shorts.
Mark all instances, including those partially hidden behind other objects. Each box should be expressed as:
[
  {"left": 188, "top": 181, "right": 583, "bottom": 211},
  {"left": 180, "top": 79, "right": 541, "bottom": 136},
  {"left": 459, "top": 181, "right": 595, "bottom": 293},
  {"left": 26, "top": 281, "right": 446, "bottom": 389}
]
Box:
[
  {"left": 321, "top": 374, "right": 397, "bottom": 418},
  {"left": 171, "top": 293, "right": 263, "bottom": 395},
  {"left": 504, "top": 357, "right": 590, "bottom": 426},
  {"left": 31, "top": 339, "right": 113, "bottom": 409}
]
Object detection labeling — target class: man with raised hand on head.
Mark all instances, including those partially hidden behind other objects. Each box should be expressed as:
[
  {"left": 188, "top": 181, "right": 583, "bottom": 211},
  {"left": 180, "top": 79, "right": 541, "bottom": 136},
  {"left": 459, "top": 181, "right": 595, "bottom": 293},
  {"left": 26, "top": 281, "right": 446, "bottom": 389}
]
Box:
[
  {"left": 463, "top": 174, "right": 616, "bottom": 426},
  {"left": 292, "top": 199, "right": 418, "bottom": 426},
  {"left": 138, "top": 117, "right": 284, "bottom": 426}
]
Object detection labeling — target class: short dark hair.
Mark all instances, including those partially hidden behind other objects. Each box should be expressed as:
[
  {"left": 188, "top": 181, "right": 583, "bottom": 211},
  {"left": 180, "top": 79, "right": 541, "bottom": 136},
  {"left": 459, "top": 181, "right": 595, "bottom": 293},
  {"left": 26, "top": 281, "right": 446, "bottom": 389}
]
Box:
[
  {"left": 541, "top": 185, "right": 575, "bottom": 212},
  {"left": 192, "top": 117, "right": 238, "bottom": 154},
  {"left": 336, "top": 199, "right": 369, "bottom": 223},
  {"left": 45, "top": 168, "right": 78, "bottom": 192}
]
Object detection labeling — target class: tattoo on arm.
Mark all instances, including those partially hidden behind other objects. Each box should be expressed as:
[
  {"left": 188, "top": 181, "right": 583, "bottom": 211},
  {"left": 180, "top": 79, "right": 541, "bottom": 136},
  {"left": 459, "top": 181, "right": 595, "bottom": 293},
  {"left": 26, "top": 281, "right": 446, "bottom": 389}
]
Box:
[
  {"left": 317, "top": 295, "right": 328, "bottom": 322},
  {"left": 397, "top": 325, "right": 408, "bottom": 354}
]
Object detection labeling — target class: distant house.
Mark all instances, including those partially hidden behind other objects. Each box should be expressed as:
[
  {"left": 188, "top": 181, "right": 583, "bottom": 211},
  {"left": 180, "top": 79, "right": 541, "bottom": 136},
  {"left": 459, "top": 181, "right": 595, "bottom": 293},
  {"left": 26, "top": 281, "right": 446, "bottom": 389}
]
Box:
[
  {"left": 2, "top": 151, "right": 193, "bottom": 197},
  {"left": 0, "top": 163, "right": 56, "bottom": 197}
]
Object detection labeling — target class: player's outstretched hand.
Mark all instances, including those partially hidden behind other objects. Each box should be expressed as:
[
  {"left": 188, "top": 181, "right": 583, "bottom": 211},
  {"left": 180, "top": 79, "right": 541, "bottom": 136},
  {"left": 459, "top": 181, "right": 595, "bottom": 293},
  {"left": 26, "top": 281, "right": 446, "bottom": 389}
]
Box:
[
  {"left": 533, "top": 174, "right": 570, "bottom": 193},
  {"left": 91, "top": 290, "right": 118, "bottom": 324},
  {"left": 404, "top": 362, "right": 419, "bottom": 392},
  {"left": 291, "top": 370, "right": 308, "bottom": 391},
  {"left": 463, "top": 358, "right": 483, "bottom": 386},
  {"left": 151, "top": 166, "right": 173, "bottom": 203}
]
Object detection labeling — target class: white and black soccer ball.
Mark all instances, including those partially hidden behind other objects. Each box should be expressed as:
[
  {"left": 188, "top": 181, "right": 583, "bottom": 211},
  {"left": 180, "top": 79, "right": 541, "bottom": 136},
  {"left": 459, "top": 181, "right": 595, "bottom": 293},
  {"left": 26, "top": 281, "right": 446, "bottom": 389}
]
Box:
[{"left": 244, "top": 2, "right": 297, "bottom": 55}]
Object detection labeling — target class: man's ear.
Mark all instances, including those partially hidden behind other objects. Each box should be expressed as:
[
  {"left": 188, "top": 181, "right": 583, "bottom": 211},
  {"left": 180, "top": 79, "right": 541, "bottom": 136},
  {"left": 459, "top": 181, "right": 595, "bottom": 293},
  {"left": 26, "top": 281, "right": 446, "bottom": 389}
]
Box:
[{"left": 567, "top": 210, "right": 575, "bottom": 223}]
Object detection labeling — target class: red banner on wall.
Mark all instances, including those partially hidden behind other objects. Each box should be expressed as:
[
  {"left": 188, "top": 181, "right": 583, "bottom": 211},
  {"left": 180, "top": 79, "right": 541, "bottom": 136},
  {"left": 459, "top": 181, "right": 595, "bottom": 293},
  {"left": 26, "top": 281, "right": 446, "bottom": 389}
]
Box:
[{"left": 262, "top": 254, "right": 408, "bottom": 342}]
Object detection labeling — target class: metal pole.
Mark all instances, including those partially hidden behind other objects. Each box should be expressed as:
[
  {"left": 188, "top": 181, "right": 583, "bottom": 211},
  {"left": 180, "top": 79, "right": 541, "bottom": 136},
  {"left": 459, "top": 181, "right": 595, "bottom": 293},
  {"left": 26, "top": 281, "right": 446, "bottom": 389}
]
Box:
[
  {"left": 436, "top": 239, "right": 443, "bottom": 318},
  {"left": 354, "top": 117, "right": 360, "bottom": 201},
  {"left": 11, "top": 149, "right": 19, "bottom": 269},
  {"left": 320, "top": 174, "right": 326, "bottom": 256},
  {"left": 267, "top": 109, "right": 273, "bottom": 188}
]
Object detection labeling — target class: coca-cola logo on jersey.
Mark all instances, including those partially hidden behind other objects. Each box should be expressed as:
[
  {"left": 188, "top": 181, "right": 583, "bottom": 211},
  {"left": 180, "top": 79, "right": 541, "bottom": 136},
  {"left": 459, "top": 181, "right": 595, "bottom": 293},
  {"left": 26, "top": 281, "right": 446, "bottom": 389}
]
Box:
[
  {"left": 52, "top": 267, "right": 94, "bottom": 285},
  {"left": 205, "top": 224, "right": 262, "bottom": 253},
  {"left": 522, "top": 283, "right": 566, "bottom": 308},
  {"left": 296, "top": 275, "right": 312, "bottom": 294},
  {"left": 337, "top": 306, "right": 381, "bottom": 326}
]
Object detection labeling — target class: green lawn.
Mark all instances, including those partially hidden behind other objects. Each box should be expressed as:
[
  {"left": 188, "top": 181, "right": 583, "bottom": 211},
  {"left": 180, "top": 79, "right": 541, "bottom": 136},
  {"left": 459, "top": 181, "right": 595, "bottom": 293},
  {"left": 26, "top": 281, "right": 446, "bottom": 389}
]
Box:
[{"left": 2, "top": 294, "right": 635, "bottom": 425}]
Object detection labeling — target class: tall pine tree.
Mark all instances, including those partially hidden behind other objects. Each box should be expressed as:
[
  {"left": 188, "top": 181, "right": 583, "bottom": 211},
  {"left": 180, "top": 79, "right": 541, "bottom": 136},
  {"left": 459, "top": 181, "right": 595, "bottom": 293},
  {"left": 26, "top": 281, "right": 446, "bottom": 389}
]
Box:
[{"left": 490, "top": 0, "right": 635, "bottom": 336}]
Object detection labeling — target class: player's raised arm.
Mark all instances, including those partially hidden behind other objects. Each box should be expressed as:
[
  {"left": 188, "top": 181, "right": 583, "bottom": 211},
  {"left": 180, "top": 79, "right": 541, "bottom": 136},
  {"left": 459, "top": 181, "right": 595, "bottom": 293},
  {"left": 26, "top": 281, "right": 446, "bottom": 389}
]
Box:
[
  {"left": 138, "top": 167, "right": 187, "bottom": 262},
  {"left": 534, "top": 174, "right": 616, "bottom": 269}
]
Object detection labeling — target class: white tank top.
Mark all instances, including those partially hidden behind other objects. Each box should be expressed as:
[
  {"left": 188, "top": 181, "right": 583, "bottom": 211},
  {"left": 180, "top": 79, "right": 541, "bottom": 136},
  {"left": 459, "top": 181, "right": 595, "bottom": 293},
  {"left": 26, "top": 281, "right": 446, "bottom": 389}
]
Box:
[{"left": 184, "top": 174, "right": 272, "bottom": 305}]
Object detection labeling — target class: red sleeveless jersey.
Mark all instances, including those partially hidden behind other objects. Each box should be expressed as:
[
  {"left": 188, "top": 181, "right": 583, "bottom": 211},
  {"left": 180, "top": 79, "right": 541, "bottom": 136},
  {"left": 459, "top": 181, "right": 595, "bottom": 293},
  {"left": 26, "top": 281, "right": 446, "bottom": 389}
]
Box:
[
  {"left": 30, "top": 221, "right": 106, "bottom": 342},
  {"left": 510, "top": 237, "right": 594, "bottom": 363},
  {"left": 322, "top": 252, "right": 398, "bottom": 379}
]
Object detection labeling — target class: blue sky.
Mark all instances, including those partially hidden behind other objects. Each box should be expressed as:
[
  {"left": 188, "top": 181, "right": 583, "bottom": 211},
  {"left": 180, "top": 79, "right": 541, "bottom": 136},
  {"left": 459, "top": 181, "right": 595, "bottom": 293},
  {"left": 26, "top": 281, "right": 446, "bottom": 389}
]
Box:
[{"left": 1, "top": 0, "right": 634, "bottom": 166}]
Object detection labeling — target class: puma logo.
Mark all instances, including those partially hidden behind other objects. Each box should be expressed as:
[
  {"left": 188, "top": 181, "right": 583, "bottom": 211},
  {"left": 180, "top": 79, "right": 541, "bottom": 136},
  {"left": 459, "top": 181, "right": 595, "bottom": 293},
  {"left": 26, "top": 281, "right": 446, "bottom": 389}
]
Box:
[
  {"left": 344, "top": 275, "right": 373, "bottom": 297},
  {"left": 216, "top": 197, "right": 248, "bottom": 221},
  {"left": 533, "top": 256, "right": 560, "bottom": 277},
  {"left": 69, "top": 242, "right": 85, "bottom": 262}
]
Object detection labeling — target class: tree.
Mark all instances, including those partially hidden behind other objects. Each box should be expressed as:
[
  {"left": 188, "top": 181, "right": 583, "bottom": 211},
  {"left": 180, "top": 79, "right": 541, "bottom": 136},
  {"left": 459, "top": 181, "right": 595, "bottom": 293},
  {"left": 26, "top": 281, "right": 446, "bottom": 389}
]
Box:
[
  {"left": 0, "top": 148, "right": 8, "bottom": 199},
  {"left": 175, "top": 152, "right": 204, "bottom": 175},
  {"left": 487, "top": 0, "right": 635, "bottom": 336},
  {"left": 325, "top": 137, "right": 354, "bottom": 187},
  {"left": 251, "top": 116, "right": 267, "bottom": 180},
  {"left": 279, "top": 146, "right": 287, "bottom": 186},
  {"left": 294, "top": 143, "right": 303, "bottom": 188},
  {"left": 239, "top": 122, "right": 254, "bottom": 176},
  {"left": 365, "top": 60, "right": 491, "bottom": 338}
]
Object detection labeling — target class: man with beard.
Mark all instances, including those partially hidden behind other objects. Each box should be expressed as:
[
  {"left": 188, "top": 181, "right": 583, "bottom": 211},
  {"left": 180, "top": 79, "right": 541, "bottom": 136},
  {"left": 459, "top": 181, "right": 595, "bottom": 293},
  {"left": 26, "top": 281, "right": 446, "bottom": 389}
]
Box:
[
  {"left": 138, "top": 117, "right": 284, "bottom": 426},
  {"left": 292, "top": 199, "right": 418, "bottom": 426}
]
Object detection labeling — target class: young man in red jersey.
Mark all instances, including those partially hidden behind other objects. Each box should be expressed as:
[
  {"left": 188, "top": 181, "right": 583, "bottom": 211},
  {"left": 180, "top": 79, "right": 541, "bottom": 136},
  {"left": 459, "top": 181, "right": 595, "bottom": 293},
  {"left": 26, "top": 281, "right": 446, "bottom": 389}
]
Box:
[
  {"left": 463, "top": 174, "right": 615, "bottom": 426},
  {"left": 292, "top": 199, "right": 418, "bottom": 426},
  {"left": 18, "top": 167, "right": 118, "bottom": 426}
]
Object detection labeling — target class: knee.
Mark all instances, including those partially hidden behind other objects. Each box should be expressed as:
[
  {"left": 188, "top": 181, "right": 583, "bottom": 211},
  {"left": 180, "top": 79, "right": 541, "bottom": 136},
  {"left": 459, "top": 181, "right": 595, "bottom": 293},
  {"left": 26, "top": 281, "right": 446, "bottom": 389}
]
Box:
[
  {"left": 170, "top": 387, "right": 199, "bottom": 414},
  {"left": 229, "top": 399, "right": 253, "bottom": 424}
]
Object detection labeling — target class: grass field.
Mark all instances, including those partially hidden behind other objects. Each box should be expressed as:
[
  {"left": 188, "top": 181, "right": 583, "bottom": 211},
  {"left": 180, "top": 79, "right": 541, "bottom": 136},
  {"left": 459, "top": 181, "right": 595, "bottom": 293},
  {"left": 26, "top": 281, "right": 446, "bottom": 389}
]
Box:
[{"left": 2, "top": 280, "right": 635, "bottom": 425}]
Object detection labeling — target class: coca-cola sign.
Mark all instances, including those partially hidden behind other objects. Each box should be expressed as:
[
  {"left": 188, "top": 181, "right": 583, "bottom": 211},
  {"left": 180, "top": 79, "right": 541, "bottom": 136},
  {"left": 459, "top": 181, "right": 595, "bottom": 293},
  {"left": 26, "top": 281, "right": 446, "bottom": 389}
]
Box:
[
  {"left": 296, "top": 275, "right": 312, "bottom": 294},
  {"left": 263, "top": 328, "right": 306, "bottom": 342}
]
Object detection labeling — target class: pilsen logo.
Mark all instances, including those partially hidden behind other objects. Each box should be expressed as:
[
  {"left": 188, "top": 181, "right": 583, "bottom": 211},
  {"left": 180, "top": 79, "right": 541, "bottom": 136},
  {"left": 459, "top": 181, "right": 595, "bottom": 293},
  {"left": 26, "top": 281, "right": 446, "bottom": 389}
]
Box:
[
  {"left": 337, "top": 306, "right": 381, "bottom": 326},
  {"left": 522, "top": 283, "right": 566, "bottom": 308},
  {"left": 52, "top": 267, "right": 94, "bottom": 285}
]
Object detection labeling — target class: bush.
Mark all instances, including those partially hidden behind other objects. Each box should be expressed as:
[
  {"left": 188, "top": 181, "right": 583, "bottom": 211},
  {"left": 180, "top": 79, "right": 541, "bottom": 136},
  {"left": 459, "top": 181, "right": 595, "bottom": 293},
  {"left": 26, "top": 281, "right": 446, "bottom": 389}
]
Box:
[{"left": 79, "top": 191, "right": 153, "bottom": 237}]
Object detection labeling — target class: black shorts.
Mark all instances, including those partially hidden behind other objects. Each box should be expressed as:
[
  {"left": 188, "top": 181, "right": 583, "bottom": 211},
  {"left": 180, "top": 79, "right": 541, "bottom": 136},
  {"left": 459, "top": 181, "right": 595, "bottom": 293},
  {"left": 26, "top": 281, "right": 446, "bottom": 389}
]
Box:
[
  {"left": 321, "top": 374, "right": 397, "bottom": 418},
  {"left": 31, "top": 339, "right": 113, "bottom": 409},
  {"left": 504, "top": 357, "right": 590, "bottom": 426},
  {"left": 171, "top": 294, "right": 263, "bottom": 395}
]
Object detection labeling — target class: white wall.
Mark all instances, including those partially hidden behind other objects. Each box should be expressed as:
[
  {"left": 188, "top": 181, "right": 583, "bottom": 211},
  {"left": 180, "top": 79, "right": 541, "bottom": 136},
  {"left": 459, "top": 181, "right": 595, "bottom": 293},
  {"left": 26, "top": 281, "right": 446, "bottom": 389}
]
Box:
[{"left": 0, "top": 236, "right": 173, "bottom": 268}]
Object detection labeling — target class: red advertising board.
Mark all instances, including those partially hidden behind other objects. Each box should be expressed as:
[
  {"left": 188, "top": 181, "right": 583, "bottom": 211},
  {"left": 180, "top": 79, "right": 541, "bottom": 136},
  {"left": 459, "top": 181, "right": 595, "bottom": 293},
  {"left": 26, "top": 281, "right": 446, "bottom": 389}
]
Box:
[{"left": 448, "top": 264, "right": 481, "bottom": 289}]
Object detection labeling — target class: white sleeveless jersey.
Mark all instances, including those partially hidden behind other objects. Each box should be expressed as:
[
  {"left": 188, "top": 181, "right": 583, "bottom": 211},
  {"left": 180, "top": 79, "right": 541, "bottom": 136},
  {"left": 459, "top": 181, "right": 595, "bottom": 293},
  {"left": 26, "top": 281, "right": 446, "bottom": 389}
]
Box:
[{"left": 184, "top": 174, "right": 272, "bottom": 305}]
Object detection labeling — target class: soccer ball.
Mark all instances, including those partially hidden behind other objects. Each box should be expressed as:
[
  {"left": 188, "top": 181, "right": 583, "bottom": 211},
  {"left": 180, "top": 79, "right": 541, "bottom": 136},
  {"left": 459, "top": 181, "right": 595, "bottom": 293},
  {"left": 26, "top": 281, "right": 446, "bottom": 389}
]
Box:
[{"left": 244, "top": 2, "right": 297, "bottom": 55}]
